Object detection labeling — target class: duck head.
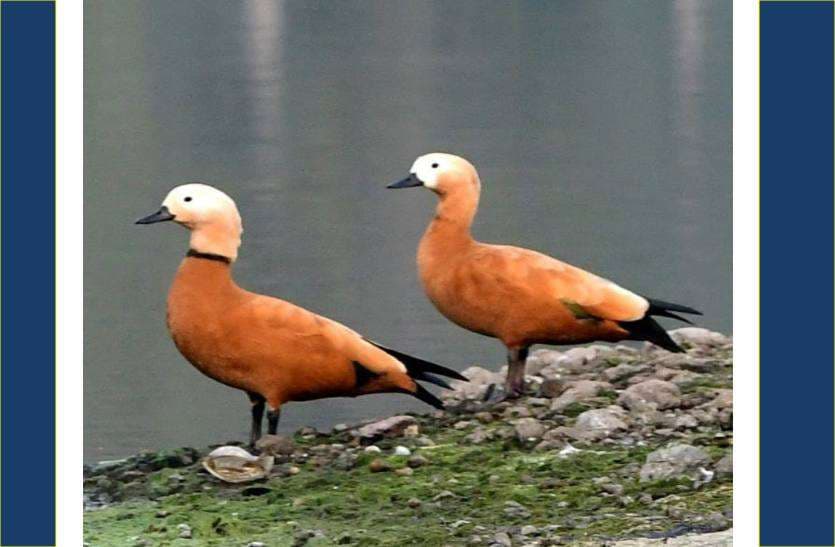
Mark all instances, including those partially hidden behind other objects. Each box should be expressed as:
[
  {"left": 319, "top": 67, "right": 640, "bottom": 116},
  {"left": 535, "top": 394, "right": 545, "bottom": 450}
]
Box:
[
  {"left": 388, "top": 153, "right": 480, "bottom": 196},
  {"left": 136, "top": 183, "right": 243, "bottom": 262}
]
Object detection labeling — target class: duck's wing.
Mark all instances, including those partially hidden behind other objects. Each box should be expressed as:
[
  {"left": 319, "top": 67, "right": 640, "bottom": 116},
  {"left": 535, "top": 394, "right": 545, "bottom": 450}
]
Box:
[
  {"left": 245, "top": 293, "right": 408, "bottom": 375},
  {"left": 472, "top": 244, "right": 649, "bottom": 322}
]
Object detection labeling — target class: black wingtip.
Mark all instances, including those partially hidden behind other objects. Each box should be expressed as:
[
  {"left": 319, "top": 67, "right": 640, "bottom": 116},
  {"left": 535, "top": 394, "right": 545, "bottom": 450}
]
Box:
[
  {"left": 412, "top": 371, "right": 454, "bottom": 390},
  {"left": 411, "top": 384, "right": 445, "bottom": 410},
  {"left": 647, "top": 298, "right": 702, "bottom": 316},
  {"left": 368, "top": 340, "right": 468, "bottom": 382}
]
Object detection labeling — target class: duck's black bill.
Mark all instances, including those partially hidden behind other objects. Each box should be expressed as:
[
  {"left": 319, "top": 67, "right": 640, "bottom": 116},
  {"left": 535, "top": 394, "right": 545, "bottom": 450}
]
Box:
[
  {"left": 135, "top": 206, "right": 175, "bottom": 225},
  {"left": 387, "top": 173, "right": 422, "bottom": 189}
]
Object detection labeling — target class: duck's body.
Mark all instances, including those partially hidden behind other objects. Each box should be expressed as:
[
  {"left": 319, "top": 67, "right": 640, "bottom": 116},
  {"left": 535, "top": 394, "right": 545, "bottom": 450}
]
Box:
[
  {"left": 138, "top": 183, "right": 463, "bottom": 445},
  {"left": 167, "top": 256, "right": 415, "bottom": 405},
  {"left": 390, "top": 153, "right": 700, "bottom": 398}
]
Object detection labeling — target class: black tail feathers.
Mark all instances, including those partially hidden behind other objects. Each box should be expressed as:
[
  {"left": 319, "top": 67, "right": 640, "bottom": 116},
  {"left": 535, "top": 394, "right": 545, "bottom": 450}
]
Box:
[
  {"left": 369, "top": 341, "right": 467, "bottom": 382},
  {"left": 368, "top": 340, "right": 467, "bottom": 410},
  {"left": 620, "top": 297, "right": 702, "bottom": 353}
]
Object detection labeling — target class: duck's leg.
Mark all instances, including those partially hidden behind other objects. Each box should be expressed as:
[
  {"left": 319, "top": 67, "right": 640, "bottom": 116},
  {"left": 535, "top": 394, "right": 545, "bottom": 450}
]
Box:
[
  {"left": 248, "top": 392, "right": 265, "bottom": 447},
  {"left": 505, "top": 346, "right": 529, "bottom": 398},
  {"left": 267, "top": 406, "right": 281, "bottom": 435}
]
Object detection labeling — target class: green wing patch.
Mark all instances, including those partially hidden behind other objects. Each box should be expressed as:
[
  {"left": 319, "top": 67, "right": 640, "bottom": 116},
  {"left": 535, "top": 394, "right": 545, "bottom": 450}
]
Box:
[{"left": 560, "top": 299, "right": 601, "bottom": 322}]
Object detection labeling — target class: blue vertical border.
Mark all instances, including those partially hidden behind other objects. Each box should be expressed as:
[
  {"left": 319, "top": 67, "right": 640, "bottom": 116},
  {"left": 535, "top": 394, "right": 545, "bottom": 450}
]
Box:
[
  {"left": 760, "top": 2, "right": 835, "bottom": 546},
  {"left": 0, "top": 1, "right": 57, "bottom": 546}
]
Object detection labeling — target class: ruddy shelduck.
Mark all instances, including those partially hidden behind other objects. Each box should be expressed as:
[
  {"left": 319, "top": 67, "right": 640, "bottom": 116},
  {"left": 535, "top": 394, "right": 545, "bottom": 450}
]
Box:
[
  {"left": 136, "top": 183, "right": 465, "bottom": 445},
  {"left": 388, "top": 153, "right": 701, "bottom": 399}
]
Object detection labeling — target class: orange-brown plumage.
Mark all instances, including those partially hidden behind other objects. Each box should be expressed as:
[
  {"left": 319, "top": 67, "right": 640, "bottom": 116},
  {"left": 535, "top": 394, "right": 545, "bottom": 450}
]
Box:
[
  {"left": 138, "top": 183, "right": 462, "bottom": 445},
  {"left": 389, "top": 153, "right": 700, "bottom": 398}
]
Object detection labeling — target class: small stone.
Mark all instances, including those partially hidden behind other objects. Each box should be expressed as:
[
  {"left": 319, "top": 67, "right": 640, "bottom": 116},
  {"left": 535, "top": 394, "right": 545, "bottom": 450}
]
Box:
[
  {"left": 618, "top": 379, "right": 682, "bottom": 410},
  {"left": 353, "top": 416, "right": 418, "bottom": 440},
  {"left": 639, "top": 443, "right": 711, "bottom": 482},
  {"left": 550, "top": 380, "right": 612, "bottom": 412},
  {"left": 451, "top": 519, "right": 471, "bottom": 529},
  {"left": 363, "top": 445, "right": 382, "bottom": 454},
  {"left": 177, "top": 523, "right": 192, "bottom": 539},
  {"left": 433, "top": 490, "right": 455, "bottom": 502},
  {"left": 407, "top": 497, "right": 422, "bottom": 508},
  {"left": 247, "top": 543, "right": 267, "bottom": 547},
  {"left": 573, "top": 408, "right": 627, "bottom": 440},
  {"left": 715, "top": 452, "right": 733, "bottom": 477},
  {"left": 403, "top": 424, "right": 420, "bottom": 437},
  {"left": 674, "top": 414, "right": 699, "bottom": 430},
  {"left": 514, "top": 417, "right": 546, "bottom": 442},
  {"left": 520, "top": 525, "right": 538, "bottom": 536},
  {"left": 154, "top": 510, "right": 170, "bottom": 518},
  {"left": 474, "top": 411, "right": 494, "bottom": 424},
  {"left": 492, "top": 531, "right": 513, "bottom": 547},
  {"left": 454, "top": 420, "right": 475, "bottom": 430},
  {"left": 393, "top": 446, "right": 411, "bottom": 456},
  {"left": 537, "top": 377, "right": 564, "bottom": 398},
  {"left": 670, "top": 327, "right": 730, "bottom": 348},
  {"left": 503, "top": 500, "right": 531, "bottom": 518},
  {"left": 601, "top": 483, "right": 625, "bottom": 496},
  {"left": 332, "top": 423, "right": 349, "bottom": 433},
  {"left": 255, "top": 434, "right": 296, "bottom": 456},
  {"left": 407, "top": 454, "right": 429, "bottom": 468},
  {"left": 395, "top": 467, "right": 414, "bottom": 477},
  {"left": 368, "top": 458, "right": 392, "bottom": 473}
]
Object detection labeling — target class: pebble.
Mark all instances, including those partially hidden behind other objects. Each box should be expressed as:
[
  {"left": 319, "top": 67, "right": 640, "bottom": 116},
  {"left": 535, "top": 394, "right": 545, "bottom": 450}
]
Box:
[
  {"left": 363, "top": 445, "right": 382, "bottom": 454},
  {"left": 407, "top": 497, "right": 422, "bottom": 508},
  {"left": 368, "top": 458, "right": 392, "bottom": 473},
  {"left": 177, "top": 523, "right": 192, "bottom": 539},
  {"left": 407, "top": 454, "right": 429, "bottom": 468},
  {"left": 395, "top": 467, "right": 414, "bottom": 477},
  {"left": 393, "top": 446, "right": 411, "bottom": 456}
]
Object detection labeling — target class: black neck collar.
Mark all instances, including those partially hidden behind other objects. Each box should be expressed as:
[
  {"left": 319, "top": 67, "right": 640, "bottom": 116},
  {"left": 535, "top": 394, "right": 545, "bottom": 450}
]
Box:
[{"left": 187, "top": 249, "right": 232, "bottom": 264}]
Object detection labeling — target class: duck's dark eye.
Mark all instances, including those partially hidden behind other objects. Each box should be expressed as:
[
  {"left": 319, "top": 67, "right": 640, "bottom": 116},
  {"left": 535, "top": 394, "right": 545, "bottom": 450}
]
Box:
[
  {"left": 184, "top": 196, "right": 192, "bottom": 202},
  {"left": 431, "top": 163, "right": 439, "bottom": 168}
]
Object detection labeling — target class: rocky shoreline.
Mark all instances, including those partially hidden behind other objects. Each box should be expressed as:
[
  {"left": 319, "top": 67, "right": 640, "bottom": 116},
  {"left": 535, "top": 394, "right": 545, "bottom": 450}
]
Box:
[{"left": 84, "top": 328, "right": 732, "bottom": 546}]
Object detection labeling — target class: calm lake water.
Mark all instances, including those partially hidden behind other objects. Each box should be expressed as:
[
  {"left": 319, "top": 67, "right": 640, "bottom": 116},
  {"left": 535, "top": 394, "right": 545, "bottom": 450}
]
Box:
[{"left": 84, "top": 0, "right": 731, "bottom": 462}]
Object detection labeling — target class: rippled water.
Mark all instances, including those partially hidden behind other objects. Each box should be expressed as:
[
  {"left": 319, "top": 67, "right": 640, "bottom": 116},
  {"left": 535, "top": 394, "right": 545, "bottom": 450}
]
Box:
[{"left": 84, "top": 0, "right": 731, "bottom": 462}]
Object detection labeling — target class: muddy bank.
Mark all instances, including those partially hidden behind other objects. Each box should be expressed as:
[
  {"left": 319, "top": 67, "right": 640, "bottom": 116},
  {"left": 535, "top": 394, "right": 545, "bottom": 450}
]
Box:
[{"left": 85, "top": 328, "right": 732, "bottom": 546}]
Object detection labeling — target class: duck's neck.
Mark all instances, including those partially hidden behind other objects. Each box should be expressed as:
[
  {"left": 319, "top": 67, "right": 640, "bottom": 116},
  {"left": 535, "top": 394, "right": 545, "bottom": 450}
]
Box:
[
  {"left": 189, "top": 221, "right": 241, "bottom": 263},
  {"left": 421, "top": 186, "right": 479, "bottom": 255},
  {"left": 171, "top": 254, "right": 237, "bottom": 298}
]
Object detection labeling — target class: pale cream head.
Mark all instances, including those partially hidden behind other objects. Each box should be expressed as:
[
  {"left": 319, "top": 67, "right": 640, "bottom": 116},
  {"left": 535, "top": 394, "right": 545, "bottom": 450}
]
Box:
[
  {"left": 158, "top": 183, "right": 243, "bottom": 261},
  {"left": 410, "top": 153, "right": 480, "bottom": 194}
]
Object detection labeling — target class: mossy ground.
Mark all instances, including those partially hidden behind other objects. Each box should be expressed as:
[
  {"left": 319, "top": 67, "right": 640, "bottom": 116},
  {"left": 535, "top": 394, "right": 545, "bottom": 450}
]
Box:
[{"left": 85, "top": 423, "right": 731, "bottom": 546}]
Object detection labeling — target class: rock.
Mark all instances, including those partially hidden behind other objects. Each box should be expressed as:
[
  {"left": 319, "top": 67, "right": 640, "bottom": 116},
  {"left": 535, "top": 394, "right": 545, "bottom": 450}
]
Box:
[
  {"left": 514, "top": 418, "right": 546, "bottom": 442},
  {"left": 393, "top": 446, "right": 411, "bottom": 456},
  {"left": 177, "top": 523, "right": 192, "bottom": 539},
  {"left": 520, "top": 524, "right": 538, "bottom": 536},
  {"left": 573, "top": 408, "right": 627, "bottom": 440},
  {"left": 550, "top": 380, "right": 612, "bottom": 412},
  {"left": 395, "top": 467, "right": 414, "bottom": 477},
  {"left": 537, "top": 378, "right": 564, "bottom": 398},
  {"left": 151, "top": 447, "right": 198, "bottom": 469},
  {"left": 368, "top": 458, "right": 392, "bottom": 473},
  {"left": 670, "top": 328, "right": 731, "bottom": 348},
  {"left": 407, "top": 454, "right": 429, "bottom": 468},
  {"left": 601, "top": 483, "right": 625, "bottom": 496},
  {"left": 354, "top": 416, "right": 418, "bottom": 440},
  {"left": 702, "top": 389, "right": 732, "bottom": 410},
  {"left": 639, "top": 443, "right": 711, "bottom": 481},
  {"left": 491, "top": 531, "right": 513, "bottom": 547},
  {"left": 255, "top": 434, "right": 296, "bottom": 456},
  {"left": 403, "top": 424, "right": 420, "bottom": 437},
  {"left": 526, "top": 349, "right": 563, "bottom": 375},
  {"left": 433, "top": 490, "right": 455, "bottom": 502},
  {"left": 448, "top": 366, "right": 502, "bottom": 399},
  {"left": 603, "top": 363, "right": 649, "bottom": 383},
  {"left": 407, "top": 497, "right": 421, "bottom": 508},
  {"left": 674, "top": 414, "right": 699, "bottom": 430},
  {"left": 363, "top": 445, "right": 382, "bottom": 454},
  {"left": 618, "top": 379, "right": 681, "bottom": 410},
  {"left": 466, "top": 427, "right": 493, "bottom": 444},
  {"left": 474, "top": 411, "right": 494, "bottom": 424},
  {"left": 247, "top": 543, "right": 266, "bottom": 547},
  {"left": 503, "top": 500, "right": 531, "bottom": 518},
  {"left": 715, "top": 452, "right": 732, "bottom": 477}
]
